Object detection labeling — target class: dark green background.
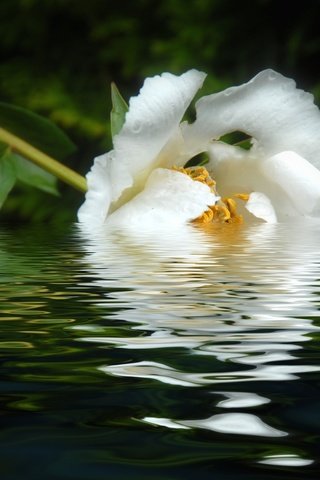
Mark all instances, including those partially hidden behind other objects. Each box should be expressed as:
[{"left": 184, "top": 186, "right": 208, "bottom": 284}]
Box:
[{"left": 1, "top": 0, "right": 320, "bottom": 223}]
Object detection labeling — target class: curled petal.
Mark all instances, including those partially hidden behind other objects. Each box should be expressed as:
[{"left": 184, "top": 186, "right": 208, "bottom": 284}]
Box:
[
  {"left": 114, "top": 69, "right": 206, "bottom": 188},
  {"left": 184, "top": 69, "right": 320, "bottom": 167},
  {"left": 78, "top": 152, "right": 132, "bottom": 225},
  {"left": 245, "top": 192, "right": 277, "bottom": 223},
  {"left": 261, "top": 151, "right": 320, "bottom": 216},
  {"left": 208, "top": 143, "right": 320, "bottom": 220},
  {"left": 78, "top": 153, "right": 112, "bottom": 225},
  {"left": 208, "top": 142, "right": 298, "bottom": 218},
  {"left": 105, "top": 168, "right": 218, "bottom": 228}
]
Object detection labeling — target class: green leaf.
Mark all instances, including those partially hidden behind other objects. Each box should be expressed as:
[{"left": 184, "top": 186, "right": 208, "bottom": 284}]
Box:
[
  {"left": 0, "top": 151, "right": 16, "bottom": 208},
  {"left": 0, "top": 141, "right": 8, "bottom": 157},
  {"left": 110, "top": 82, "right": 128, "bottom": 138},
  {"left": 0, "top": 102, "right": 76, "bottom": 160},
  {"left": 184, "top": 153, "right": 209, "bottom": 168},
  {"left": 10, "top": 153, "right": 59, "bottom": 196}
]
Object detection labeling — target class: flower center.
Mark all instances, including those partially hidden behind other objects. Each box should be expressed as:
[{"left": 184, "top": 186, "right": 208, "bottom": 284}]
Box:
[
  {"left": 172, "top": 166, "right": 246, "bottom": 225},
  {"left": 172, "top": 165, "right": 216, "bottom": 189}
]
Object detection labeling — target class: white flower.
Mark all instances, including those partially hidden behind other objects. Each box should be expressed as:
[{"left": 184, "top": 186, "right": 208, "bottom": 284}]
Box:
[{"left": 78, "top": 69, "right": 320, "bottom": 227}]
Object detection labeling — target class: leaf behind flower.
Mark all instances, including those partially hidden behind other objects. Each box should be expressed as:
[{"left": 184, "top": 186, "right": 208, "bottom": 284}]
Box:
[
  {"left": 110, "top": 82, "right": 128, "bottom": 138},
  {"left": 0, "top": 102, "right": 76, "bottom": 160},
  {"left": 0, "top": 152, "right": 16, "bottom": 207}
]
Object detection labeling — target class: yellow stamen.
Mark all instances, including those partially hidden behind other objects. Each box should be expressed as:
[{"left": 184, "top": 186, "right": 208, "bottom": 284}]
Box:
[
  {"left": 235, "top": 193, "right": 250, "bottom": 201},
  {"left": 171, "top": 165, "right": 249, "bottom": 225},
  {"left": 192, "top": 208, "right": 214, "bottom": 225},
  {"left": 172, "top": 166, "right": 216, "bottom": 190},
  {"left": 221, "top": 197, "right": 243, "bottom": 224}
]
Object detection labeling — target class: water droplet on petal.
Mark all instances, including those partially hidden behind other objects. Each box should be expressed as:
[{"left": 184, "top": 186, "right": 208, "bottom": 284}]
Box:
[
  {"left": 224, "top": 88, "right": 235, "bottom": 97},
  {"left": 132, "top": 120, "right": 142, "bottom": 133},
  {"left": 268, "top": 71, "right": 277, "bottom": 81},
  {"left": 220, "top": 110, "right": 235, "bottom": 123},
  {"left": 241, "top": 120, "right": 252, "bottom": 131}
]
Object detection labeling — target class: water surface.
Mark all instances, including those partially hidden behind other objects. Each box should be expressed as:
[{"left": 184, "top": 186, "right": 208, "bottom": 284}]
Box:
[{"left": 0, "top": 220, "right": 319, "bottom": 479}]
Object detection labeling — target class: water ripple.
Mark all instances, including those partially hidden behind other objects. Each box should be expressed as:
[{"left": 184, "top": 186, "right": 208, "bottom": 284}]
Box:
[
  {"left": 142, "top": 412, "right": 287, "bottom": 437},
  {"left": 76, "top": 219, "right": 320, "bottom": 470},
  {"left": 1, "top": 221, "right": 320, "bottom": 477}
]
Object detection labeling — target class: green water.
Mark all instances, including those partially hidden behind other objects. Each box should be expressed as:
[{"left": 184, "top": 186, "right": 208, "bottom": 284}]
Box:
[{"left": 0, "top": 221, "right": 319, "bottom": 479}]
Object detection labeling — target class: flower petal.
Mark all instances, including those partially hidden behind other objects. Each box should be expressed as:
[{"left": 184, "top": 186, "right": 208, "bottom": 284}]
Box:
[
  {"left": 113, "top": 70, "right": 206, "bottom": 199},
  {"left": 207, "top": 141, "right": 260, "bottom": 193},
  {"left": 208, "top": 143, "right": 320, "bottom": 219},
  {"left": 77, "top": 152, "right": 132, "bottom": 225},
  {"left": 207, "top": 142, "right": 298, "bottom": 218},
  {"left": 105, "top": 168, "right": 218, "bottom": 228},
  {"left": 184, "top": 69, "right": 320, "bottom": 167},
  {"left": 261, "top": 151, "right": 320, "bottom": 216},
  {"left": 79, "top": 70, "right": 206, "bottom": 225},
  {"left": 77, "top": 153, "right": 111, "bottom": 225},
  {"left": 245, "top": 192, "right": 277, "bottom": 223}
]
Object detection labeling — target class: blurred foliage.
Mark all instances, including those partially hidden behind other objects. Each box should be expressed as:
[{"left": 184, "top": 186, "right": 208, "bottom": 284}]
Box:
[
  {"left": 1, "top": 0, "right": 320, "bottom": 223},
  {"left": 0, "top": 101, "right": 75, "bottom": 159}
]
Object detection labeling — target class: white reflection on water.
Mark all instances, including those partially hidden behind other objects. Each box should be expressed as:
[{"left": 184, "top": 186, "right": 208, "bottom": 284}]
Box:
[
  {"left": 143, "top": 412, "right": 287, "bottom": 437},
  {"left": 216, "top": 391, "right": 270, "bottom": 408},
  {"left": 78, "top": 220, "right": 320, "bottom": 370},
  {"left": 258, "top": 454, "right": 314, "bottom": 467},
  {"left": 99, "top": 358, "right": 319, "bottom": 385},
  {"left": 77, "top": 219, "right": 320, "bottom": 443}
]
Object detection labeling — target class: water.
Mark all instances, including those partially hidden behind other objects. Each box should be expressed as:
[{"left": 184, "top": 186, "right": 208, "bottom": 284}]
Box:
[{"left": 0, "top": 220, "right": 319, "bottom": 479}]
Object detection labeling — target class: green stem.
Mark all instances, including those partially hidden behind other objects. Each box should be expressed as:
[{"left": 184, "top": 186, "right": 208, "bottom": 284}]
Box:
[{"left": 0, "top": 127, "right": 87, "bottom": 193}]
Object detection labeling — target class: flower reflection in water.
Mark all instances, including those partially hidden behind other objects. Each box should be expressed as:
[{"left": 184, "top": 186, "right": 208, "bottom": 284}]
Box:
[{"left": 76, "top": 220, "right": 320, "bottom": 466}]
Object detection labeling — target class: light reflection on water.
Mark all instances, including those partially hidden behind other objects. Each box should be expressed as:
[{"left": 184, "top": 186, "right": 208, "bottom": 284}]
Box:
[
  {"left": 142, "top": 412, "right": 287, "bottom": 437},
  {"left": 75, "top": 219, "right": 320, "bottom": 470},
  {"left": 1, "top": 220, "right": 320, "bottom": 478}
]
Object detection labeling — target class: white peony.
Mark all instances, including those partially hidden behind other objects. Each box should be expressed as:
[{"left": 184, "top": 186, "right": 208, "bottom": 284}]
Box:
[{"left": 78, "top": 69, "right": 320, "bottom": 227}]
